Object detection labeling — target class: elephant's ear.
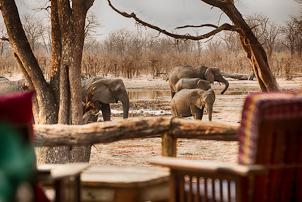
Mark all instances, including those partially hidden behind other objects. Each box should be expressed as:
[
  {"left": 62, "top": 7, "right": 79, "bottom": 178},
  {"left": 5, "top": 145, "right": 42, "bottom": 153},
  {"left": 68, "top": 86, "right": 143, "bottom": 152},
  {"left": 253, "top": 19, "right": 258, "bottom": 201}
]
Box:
[
  {"left": 197, "top": 79, "right": 211, "bottom": 90},
  {"left": 205, "top": 68, "right": 215, "bottom": 83},
  {"left": 89, "top": 82, "right": 116, "bottom": 103}
]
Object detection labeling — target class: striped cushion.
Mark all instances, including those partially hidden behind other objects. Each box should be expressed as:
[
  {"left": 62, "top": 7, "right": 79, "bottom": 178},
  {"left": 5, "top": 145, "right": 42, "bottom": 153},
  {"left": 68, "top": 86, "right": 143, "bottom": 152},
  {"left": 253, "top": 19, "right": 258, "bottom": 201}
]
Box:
[{"left": 238, "top": 92, "right": 302, "bottom": 165}]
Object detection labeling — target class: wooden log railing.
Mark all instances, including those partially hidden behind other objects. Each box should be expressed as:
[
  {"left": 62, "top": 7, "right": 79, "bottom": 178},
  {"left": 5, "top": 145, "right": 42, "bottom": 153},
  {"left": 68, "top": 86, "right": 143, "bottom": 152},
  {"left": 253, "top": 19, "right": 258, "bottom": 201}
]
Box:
[{"left": 34, "top": 117, "right": 239, "bottom": 157}]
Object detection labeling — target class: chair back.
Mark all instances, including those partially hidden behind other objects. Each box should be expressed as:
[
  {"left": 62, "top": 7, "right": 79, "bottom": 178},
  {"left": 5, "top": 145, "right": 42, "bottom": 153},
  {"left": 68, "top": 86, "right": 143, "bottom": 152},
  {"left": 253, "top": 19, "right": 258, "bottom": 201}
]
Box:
[
  {"left": 0, "top": 91, "right": 34, "bottom": 141},
  {"left": 238, "top": 92, "right": 302, "bottom": 202}
]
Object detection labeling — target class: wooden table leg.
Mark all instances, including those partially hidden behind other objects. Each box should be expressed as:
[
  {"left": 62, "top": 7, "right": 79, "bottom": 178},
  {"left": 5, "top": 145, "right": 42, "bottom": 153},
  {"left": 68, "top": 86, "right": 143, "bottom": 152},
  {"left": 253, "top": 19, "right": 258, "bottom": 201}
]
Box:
[
  {"left": 114, "top": 188, "right": 139, "bottom": 202},
  {"left": 54, "top": 179, "right": 62, "bottom": 202},
  {"left": 75, "top": 175, "right": 81, "bottom": 202}
]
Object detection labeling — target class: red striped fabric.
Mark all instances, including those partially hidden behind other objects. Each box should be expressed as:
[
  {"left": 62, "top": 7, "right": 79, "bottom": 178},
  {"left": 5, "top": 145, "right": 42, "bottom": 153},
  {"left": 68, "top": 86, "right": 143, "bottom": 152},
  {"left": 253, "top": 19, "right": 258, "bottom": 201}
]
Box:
[{"left": 238, "top": 92, "right": 302, "bottom": 164}]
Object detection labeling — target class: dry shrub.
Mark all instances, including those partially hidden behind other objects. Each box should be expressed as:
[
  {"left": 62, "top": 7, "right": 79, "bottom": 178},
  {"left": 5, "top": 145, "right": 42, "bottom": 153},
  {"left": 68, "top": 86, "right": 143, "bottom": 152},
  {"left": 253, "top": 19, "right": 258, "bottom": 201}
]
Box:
[{"left": 1, "top": 28, "right": 301, "bottom": 81}]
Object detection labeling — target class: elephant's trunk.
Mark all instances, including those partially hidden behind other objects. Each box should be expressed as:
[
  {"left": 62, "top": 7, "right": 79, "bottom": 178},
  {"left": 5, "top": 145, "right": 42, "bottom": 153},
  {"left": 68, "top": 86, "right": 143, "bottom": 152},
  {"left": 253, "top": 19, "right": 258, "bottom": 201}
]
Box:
[
  {"left": 121, "top": 92, "right": 129, "bottom": 119},
  {"left": 220, "top": 77, "right": 229, "bottom": 94},
  {"left": 206, "top": 90, "right": 215, "bottom": 121}
]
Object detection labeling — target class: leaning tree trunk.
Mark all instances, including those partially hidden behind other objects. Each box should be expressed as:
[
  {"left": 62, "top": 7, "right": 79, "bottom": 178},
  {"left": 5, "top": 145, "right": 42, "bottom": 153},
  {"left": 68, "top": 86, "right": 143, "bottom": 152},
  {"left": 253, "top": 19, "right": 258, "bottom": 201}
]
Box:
[
  {"left": 221, "top": 3, "right": 279, "bottom": 91},
  {"left": 1, "top": 0, "right": 94, "bottom": 163},
  {"left": 0, "top": 0, "right": 58, "bottom": 123}
]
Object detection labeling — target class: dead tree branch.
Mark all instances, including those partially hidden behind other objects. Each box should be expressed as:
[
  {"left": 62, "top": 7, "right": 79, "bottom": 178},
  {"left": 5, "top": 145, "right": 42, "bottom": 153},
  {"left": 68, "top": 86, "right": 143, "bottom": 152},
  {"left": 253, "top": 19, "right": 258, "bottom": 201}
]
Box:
[
  {"left": 0, "top": 37, "right": 9, "bottom": 41},
  {"left": 176, "top": 24, "right": 219, "bottom": 29},
  {"left": 107, "top": 0, "right": 236, "bottom": 40}
]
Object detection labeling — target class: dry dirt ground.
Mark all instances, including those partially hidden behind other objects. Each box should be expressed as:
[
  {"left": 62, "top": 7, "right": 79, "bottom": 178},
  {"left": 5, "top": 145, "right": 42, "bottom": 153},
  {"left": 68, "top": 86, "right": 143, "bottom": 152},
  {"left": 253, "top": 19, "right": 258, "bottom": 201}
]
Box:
[{"left": 88, "top": 77, "right": 302, "bottom": 167}]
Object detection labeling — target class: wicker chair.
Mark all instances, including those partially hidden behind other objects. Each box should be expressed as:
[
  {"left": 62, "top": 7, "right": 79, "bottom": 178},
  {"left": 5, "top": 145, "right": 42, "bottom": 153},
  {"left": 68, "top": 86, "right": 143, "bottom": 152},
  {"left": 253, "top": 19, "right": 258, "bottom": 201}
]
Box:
[{"left": 151, "top": 92, "right": 302, "bottom": 202}]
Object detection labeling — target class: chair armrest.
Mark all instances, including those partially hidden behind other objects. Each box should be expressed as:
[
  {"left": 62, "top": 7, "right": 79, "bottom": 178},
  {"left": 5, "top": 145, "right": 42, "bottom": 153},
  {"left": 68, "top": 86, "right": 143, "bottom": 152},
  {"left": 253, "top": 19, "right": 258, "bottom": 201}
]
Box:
[
  {"left": 149, "top": 157, "right": 266, "bottom": 177},
  {"left": 38, "top": 163, "right": 89, "bottom": 180}
]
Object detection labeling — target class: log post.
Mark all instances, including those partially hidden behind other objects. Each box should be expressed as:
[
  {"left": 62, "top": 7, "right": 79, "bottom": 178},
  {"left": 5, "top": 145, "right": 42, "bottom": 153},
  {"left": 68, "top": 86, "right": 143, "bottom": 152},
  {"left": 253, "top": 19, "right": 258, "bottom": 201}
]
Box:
[{"left": 161, "top": 132, "right": 177, "bottom": 157}]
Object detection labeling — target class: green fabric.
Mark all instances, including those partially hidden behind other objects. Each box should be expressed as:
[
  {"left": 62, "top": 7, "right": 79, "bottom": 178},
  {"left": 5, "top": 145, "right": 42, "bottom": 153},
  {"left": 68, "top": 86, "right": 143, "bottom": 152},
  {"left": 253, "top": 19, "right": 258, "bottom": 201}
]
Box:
[{"left": 0, "top": 123, "right": 35, "bottom": 202}]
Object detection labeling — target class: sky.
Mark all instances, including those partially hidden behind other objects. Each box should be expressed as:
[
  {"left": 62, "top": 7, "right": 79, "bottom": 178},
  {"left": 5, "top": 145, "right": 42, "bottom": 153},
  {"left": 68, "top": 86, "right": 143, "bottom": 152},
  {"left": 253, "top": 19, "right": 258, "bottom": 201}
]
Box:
[
  {"left": 13, "top": 0, "right": 302, "bottom": 39},
  {"left": 91, "top": 0, "right": 301, "bottom": 38}
]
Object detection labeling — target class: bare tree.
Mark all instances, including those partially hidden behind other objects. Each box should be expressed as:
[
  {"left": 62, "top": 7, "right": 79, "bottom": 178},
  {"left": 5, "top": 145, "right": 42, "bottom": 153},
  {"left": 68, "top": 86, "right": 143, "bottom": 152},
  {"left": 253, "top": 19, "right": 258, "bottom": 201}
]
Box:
[
  {"left": 84, "top": 12, "right": 100, "bottom": 39},
  {"left": 221, "top": 31, "right": 241, "bottom": 52},
  {"left": 107, "top": 0, "right": 279, "bottom": 91},
  {"left": 0, "top": 0, "right": 95, "bottom": 163},
  {"left": 246, "top": 15, "right": 281, "bottom": 59},
  {"left": 22, "top": 14, "right": 45, "bottom": 51},
  {"left": 0, "top": 22, "right": 9, "bottom": 56},
  {"left": 281, "top": 16, "right": 302, "bottom": 58}
]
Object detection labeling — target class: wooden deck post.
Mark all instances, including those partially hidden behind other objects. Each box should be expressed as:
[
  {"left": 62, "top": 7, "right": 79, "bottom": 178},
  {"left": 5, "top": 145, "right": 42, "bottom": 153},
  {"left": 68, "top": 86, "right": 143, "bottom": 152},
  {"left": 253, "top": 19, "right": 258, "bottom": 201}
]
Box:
[{"left": 161, "top": 132, "right": 177, "bottom": 157}]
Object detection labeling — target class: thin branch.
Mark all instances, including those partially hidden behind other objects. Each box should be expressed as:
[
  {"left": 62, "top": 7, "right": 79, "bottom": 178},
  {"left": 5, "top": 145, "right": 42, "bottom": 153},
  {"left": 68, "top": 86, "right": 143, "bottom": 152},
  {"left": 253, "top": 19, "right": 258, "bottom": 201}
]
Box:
[
  {"left": 176, "top": 24, "right": 219, "bottom": 29},
  {"left": 0, "top": 37, "right": 9, "bottom": 41},
  {"left": 107, "top": 0, "right": 236, "bottom": 41},
  {"left": 217, "top": 12, "right": 224, "bottom": 25},
  {"left": 34, "top": 5, "right": 51, "bottom": 12}
]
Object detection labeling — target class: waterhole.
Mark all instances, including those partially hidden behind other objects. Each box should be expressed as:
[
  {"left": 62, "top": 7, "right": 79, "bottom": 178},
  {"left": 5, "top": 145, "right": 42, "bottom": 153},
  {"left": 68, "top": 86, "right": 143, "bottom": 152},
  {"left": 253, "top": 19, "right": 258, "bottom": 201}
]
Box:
[{"left": 127, "top": 89, "right": 171, "bottom": 101}]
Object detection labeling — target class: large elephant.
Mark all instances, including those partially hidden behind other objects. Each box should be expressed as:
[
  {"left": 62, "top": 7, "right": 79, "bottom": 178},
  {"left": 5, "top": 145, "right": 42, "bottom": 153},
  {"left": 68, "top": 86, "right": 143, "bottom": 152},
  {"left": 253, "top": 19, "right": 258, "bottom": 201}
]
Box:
[
  {"left": 171, "top": 89, "right": 215, "bottom": 121},
  {"left": 169, "top": 65, "right": 229, "bottom": 97},
  {"left": 175, "top": 78, "right": 211, "bottom": 92},
  {"left": 84, "top": 78, "right": 129, "bottom": 121}
]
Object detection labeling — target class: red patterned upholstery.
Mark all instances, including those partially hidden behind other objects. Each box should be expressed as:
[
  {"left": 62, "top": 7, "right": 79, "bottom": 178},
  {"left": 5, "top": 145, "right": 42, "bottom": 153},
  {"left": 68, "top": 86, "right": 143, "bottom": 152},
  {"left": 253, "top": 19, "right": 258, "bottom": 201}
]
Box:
[
  {"left": 238, "top": 92, "right": 302, "bottom": 164},
  {"left": 238, "top": 92, "right": 302, "bottom": 201}
]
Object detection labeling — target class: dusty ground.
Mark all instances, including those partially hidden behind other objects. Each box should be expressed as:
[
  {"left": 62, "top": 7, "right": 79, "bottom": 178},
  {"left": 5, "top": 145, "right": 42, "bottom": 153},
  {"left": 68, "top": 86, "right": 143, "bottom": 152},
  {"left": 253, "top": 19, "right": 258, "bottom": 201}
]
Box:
[{"left": 89, "top": 77, "right": 302, "bottom": 167}]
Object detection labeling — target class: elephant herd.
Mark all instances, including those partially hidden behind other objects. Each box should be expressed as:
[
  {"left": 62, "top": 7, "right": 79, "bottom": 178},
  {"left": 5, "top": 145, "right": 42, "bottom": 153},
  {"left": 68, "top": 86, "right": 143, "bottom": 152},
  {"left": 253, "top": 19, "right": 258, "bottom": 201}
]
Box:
[
  {"left": 169, "top": 65, "right": 229, "bottom": 121},
  {"left": 0, "top": 65, "right": 228, "bottom": 122},
  {"left": 83, "top": 65, "right": 229, "bottom": 122}
]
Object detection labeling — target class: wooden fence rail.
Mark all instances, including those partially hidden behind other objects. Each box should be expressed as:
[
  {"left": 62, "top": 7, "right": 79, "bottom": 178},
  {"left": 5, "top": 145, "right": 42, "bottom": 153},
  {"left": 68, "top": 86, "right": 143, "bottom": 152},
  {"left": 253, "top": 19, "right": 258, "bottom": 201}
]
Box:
[{"left": 34, "top": 117, "right": 239, "bottom": 157}]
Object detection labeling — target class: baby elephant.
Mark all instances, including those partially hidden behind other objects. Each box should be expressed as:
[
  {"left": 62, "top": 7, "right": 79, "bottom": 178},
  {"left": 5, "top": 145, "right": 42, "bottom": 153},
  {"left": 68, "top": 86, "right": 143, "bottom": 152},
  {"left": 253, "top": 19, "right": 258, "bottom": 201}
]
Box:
[
  {"left": 175, "top": 78, "right": 211, "bottom": 92},
  {"left": 171, "top": 89, "right": 215, "bottom": 121}
]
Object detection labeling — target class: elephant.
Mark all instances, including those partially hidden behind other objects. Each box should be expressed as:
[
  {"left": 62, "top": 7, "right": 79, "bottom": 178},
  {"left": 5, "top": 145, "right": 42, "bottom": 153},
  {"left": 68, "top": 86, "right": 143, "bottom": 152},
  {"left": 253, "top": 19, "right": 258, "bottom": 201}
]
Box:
[
  {"left": 83, "top": 78, "right": 129, "bottom": 121},
  {"left": 171, "top": 89, "right": 215, "bottom": 121},
  {"left": 169, "top": 65, "right": 229, "bottom": 97},
  {"left": 175, "top": 78, "right": 211, "bottom": 92},
  {"left": 0, "top": 79, "right": 27, "bottom": 95},
  {"left": 81, "top": 76, "right": 104, "bottom": 90}
]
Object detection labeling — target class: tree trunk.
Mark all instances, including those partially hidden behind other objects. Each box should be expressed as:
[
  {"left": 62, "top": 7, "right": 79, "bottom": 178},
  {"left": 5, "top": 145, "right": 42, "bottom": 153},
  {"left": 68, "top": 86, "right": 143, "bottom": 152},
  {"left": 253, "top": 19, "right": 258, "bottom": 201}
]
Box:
[
  {"left": 67, "top": 1, "right": 94, "bottom": 162},
  {"left": 0, "top": 0, "right": 94, "bottom": 163},
  {"left": 221, "top": 4, "right": 279, "bottom": 91},
  {"left": 222, "top": 72, "right": 253, "bottom": 80},
  {"left": 0, "top": 0, "right": 58, "bottom": 123},
  {"left": 49, "top": 0, "right": 61, "bottom": 102}
]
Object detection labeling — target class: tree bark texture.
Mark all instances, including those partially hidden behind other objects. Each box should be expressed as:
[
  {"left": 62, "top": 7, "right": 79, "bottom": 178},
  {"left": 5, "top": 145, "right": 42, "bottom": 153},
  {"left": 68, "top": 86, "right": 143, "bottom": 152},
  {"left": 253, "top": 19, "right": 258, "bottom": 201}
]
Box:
[
  {"left": 57, "top": 0, "right": 94, "bottom": 162},
  {"left": 49, "top": 0, "right": 61, "bottom": 104}
]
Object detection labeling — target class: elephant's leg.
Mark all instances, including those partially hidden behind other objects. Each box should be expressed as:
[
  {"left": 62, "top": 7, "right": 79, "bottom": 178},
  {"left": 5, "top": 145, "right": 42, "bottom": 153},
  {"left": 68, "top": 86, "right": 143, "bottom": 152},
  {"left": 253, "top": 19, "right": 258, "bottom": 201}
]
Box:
[
  {"left": 100, "top": 103, "right": 111, "bottom": 121},
  {"left": 198, "top": 107, "right": 205, "bottom": 120},
  {"left": 190, "top": 105, "right": 203, "bottom": 120}
]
